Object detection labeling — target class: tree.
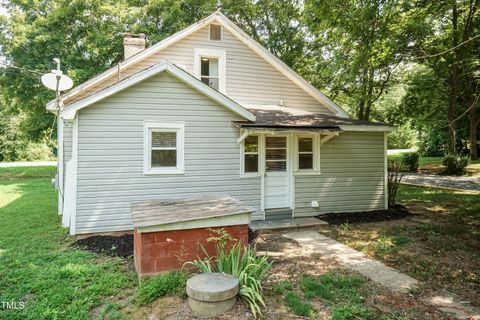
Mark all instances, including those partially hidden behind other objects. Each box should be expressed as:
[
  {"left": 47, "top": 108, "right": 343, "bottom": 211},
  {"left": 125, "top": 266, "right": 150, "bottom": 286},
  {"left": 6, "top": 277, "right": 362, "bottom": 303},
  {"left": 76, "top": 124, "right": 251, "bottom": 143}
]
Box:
[
  {"left": 414, "top": 0, "right": 480, "bottom": 158},
  {"left": 0, "top": 0, "right": 141, "bottom": 141},
  {"left": 303, "top": 0, "right": 426, "bottom": 120}
]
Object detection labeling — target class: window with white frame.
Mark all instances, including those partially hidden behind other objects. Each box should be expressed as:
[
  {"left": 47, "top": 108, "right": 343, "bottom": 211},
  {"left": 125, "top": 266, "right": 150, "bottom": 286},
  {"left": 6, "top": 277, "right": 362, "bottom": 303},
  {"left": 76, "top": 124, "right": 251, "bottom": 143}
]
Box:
[
  {"left": 296, "top": 134, "right": 320, "bottom": 172},
  {"left": 144, "top": 122, "right": 184, "bottom": 174},
  {"left": 243, "top": 135, "right": 259, "bottom": 173},
  {"left": 200, "top": 57, "right": 219, "bottom": 90},
  {"left": 194, "top": 48, "right": 226, "bottom": 93}
]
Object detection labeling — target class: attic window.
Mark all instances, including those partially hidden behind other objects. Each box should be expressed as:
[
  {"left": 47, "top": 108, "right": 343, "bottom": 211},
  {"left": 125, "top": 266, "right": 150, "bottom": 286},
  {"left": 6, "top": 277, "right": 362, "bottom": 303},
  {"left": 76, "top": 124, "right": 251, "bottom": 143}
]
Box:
[{"left": 209, "top": 24, "right": 222, "bottom": 41}]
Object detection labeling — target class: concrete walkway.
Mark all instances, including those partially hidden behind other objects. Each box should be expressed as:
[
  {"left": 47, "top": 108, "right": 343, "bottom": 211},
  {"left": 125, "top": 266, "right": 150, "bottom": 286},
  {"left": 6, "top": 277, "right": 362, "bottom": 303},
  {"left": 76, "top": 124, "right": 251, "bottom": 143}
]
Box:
[
  {"left": 0, "top": 161, "right": 56, "bottom": 168},
  {"left": 284, "top": 230, "right": 480, "bottom": 319},
  {"left": 284, "top": 230, "right": 418, "bottom": 293},
  {"left": 402, "top": 173, "right": 480, "bottom": 191},
  {"left": 250, "top": 217, "right": 327, "bottom": 231}
]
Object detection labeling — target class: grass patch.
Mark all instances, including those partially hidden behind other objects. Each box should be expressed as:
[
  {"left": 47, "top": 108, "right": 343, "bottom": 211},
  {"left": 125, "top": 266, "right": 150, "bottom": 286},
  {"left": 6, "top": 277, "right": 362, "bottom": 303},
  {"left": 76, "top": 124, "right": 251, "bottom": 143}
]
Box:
[
  {"left": 284, "top": 291, "right": 315, "bottom": 318},
  {"left": 136, "top": 271, "right": 188, "bottom": 305},
  {"left": 0, "top": 166, "right": 136, "bottom": 319},
  {"left": 271, "top": 279, "right": 293, "bottom": 294},
  {"left": 0, "top": 166, "right": 57, "bottom": 179},
  {"left": 301, "top": 272, "right": 372, "bottom": 320}
]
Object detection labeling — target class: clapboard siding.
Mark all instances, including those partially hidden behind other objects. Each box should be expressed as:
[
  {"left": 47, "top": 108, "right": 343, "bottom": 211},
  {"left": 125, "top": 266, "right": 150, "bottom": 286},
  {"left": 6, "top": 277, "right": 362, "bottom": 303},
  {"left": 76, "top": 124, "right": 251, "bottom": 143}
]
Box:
[
  {"left": 75, "top": 72, "right": 261, "bottom": 234},
  {"left": 294, "top": 132, "right": 386, "bottom": 217},
  {"left": 62, "top": 123, "right": 72, "bottom": 189},
  {"left": 66, "top": 25, "right": 333, "bottom": 115}
]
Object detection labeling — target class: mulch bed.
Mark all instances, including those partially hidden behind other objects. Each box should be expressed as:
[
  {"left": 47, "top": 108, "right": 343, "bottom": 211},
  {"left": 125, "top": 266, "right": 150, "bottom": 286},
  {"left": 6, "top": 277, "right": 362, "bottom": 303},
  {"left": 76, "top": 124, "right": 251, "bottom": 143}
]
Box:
[
  {"left": 319, "top": 204, "right": 413, "bottom": 225},
  {"left": 75, "top": 234, "right": 133, "bottom": 257}
]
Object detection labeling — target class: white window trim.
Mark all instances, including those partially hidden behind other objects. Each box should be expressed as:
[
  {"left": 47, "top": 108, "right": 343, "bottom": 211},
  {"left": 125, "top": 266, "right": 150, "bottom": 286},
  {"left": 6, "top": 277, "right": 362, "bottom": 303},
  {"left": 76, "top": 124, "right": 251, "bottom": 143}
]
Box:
[
  {"left": 194, "top": 48, "right": 226, "bottom": 94},
  {"left": 144, "top": 121, "right": 185, "bottom": 175},
  {"left": 240, "top": 134, "right": 262, "bottom": 177},
  {"left": 293, "top": 133, "right": 321, "bottom": 175},
  {"left": 209, "top": 23, "right": 223, "bottom": 41}
]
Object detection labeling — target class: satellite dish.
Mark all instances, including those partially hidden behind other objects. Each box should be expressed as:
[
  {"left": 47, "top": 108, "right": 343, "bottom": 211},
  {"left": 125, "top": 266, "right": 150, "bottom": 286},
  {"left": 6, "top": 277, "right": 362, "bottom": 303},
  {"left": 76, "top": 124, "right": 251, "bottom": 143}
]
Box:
[
  {"left": 41, "top": 71, "right": 73, "bottom": 91},
  {"left": 41, "top": 58, "right": 73, "bottom": 94}
]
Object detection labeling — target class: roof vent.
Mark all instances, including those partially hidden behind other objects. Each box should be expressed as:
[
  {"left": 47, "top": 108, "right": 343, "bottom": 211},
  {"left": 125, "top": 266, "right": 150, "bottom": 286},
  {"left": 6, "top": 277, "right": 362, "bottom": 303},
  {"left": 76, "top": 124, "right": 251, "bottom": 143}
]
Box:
[{"left": 209, "top": 24, "right": 222, "bottom": 41}]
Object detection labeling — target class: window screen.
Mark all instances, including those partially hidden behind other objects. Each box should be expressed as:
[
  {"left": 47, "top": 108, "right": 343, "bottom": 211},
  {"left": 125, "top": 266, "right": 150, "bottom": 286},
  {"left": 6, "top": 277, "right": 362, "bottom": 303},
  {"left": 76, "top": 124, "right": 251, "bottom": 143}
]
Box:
[
  {"left": 298, "top": 137, "right": 313, "bottom": 170},
  {"left": 151, "top": 131, "right": 177, "bottom": 168},
  {"left": 244, "top": 135, "right": 259, "bottom": 173}
]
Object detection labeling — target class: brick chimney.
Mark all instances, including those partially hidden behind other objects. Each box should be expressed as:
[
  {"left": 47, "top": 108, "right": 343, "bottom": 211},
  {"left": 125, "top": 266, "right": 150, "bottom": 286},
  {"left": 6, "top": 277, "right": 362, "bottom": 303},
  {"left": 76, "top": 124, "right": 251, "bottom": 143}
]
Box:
[{"left": 123, "top": 33, "right": 146, "bottom": 59}]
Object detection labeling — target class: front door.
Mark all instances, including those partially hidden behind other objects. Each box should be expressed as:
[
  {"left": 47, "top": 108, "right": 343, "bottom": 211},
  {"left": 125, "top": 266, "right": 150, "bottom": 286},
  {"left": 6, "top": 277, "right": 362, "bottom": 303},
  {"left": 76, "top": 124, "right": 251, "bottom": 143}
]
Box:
[{"left": 264, "top": 135, "right": 290, "bottom": 209}]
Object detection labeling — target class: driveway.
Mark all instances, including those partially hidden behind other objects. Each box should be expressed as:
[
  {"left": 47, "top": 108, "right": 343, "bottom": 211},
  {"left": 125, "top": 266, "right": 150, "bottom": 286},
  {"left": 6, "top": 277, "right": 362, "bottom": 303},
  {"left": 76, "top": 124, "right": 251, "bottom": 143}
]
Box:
[{"left": 402, "top": 173, "right": 480, "bottom": 191}]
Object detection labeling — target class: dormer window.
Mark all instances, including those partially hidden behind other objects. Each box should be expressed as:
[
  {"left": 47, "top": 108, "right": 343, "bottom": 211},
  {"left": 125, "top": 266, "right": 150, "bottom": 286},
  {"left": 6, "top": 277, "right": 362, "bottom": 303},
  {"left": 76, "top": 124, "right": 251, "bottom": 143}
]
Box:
[
  {"left": 201, "top": 57, "right": 219, "bottom": 90},
  {"left": 194, "top": 48, "right": 226, "bottom": 93},
  {"left": 209, "top": 24, "right": 222, "bottom": 41}
]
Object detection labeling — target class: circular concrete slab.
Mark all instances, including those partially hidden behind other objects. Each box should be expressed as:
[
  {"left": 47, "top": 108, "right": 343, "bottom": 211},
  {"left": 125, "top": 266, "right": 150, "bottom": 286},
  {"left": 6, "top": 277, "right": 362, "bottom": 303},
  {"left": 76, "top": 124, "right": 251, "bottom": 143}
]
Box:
[{"left": 186, "top": 273, "right": 239, "bottom": 302}]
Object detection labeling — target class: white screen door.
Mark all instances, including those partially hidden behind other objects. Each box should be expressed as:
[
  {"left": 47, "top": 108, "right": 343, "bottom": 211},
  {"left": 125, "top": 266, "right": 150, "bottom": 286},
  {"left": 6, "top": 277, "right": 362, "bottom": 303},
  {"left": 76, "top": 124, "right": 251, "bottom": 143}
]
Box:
[{"left": 264, "top": 136, "right": 289, "bottom": 209}]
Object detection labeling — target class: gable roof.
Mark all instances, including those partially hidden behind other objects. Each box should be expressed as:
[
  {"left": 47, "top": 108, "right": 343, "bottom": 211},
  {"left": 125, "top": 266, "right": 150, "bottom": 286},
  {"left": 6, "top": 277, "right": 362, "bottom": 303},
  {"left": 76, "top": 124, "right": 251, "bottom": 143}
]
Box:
[
  {"left": 47, "top": 10, "right": 350, "bottom": 118},
  {"left": 59, "top": 60, "right": 256, "bottom": 121}
]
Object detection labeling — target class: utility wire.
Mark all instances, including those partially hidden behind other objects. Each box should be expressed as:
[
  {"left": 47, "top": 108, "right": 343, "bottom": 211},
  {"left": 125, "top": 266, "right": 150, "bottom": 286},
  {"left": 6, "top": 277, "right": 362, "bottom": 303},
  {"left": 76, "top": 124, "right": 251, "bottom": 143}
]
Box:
[
  {"left": 416, "top": 34, "right": 480, "bottom": 59},
  {"left": 0, "top": 69, "right": 40, "bottom": 79},
  {"left": 0, "top": 62, "right": 44, "bottom": 75}
]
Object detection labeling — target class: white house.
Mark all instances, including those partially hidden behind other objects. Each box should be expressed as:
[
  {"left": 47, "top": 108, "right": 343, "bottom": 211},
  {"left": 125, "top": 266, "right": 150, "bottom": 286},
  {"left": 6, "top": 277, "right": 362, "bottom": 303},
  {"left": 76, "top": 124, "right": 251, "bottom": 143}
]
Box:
[{"left": 47, "top": 11, "right": 392, "bottom": 236}]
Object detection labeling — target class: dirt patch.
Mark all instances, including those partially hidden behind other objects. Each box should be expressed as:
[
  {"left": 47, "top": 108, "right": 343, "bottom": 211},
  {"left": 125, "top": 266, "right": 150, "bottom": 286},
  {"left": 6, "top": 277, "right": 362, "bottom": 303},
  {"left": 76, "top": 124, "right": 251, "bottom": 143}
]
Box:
[
  {"left": 113, "top": 229, "right": 451, "bottom": 319},
  {"left": 319, "top": 204, "right": 412, "bottom": 225},
  {"left": 322, "top": 202, "right": 480, "bottom": 309},
  {"left": 75, "top": 234, "right": 133, "bottom": 257}
]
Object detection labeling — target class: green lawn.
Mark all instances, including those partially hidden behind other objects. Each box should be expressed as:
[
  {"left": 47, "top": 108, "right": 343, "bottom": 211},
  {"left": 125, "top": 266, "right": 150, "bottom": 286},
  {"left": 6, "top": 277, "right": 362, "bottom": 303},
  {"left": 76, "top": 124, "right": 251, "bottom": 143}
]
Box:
[
  {"left": 2, "top": 166, "right": 479, "bottom": 319},
  {"left": 0, "top": 166, "right": 136, "bottom": 319}
]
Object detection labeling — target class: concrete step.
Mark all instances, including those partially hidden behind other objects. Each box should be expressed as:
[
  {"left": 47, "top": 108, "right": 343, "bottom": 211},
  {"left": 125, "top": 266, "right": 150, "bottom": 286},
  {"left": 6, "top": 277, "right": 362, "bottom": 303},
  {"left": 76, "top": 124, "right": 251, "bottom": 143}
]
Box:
[
  {"left": 250, "top": 217, "right": 327, "bottom": 231},
  {"left": 265, "top": 208, "right": 293, "bottom": 220}
]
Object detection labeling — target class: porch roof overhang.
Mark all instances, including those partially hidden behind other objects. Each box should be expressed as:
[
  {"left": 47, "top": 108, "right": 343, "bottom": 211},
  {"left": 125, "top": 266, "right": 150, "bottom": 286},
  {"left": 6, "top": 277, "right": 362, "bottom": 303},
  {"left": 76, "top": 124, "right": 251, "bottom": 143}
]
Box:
[{"left": 232, "top": 104, "right": 394, "bottom": 134}]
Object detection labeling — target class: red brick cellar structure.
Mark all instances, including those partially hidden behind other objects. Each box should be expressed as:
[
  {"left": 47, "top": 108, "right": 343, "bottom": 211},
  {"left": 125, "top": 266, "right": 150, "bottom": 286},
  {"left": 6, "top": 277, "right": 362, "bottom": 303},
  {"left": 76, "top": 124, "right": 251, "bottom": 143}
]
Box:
[
  {"left": 134, "top": 225, "right": 249, "bottom": 277},
  {"left": 131, "top": 195, "right": 254, "bottom": 277}
]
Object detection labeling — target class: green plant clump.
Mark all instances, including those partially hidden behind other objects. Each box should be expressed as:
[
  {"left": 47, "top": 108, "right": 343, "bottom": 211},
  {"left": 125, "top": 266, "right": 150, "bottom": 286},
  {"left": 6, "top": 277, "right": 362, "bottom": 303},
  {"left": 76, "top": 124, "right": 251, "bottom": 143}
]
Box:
[
  {"left": 285, "top": 291, "right": 315, "bottom": 318},
  {"left": 136, "top": 271, "right": 188, "bottom": 305},
  {"left": 402, "top": 152, "right": 420, "bottom": 172},
  {"left": 442, "top": 154, "right": 469, "bottom": 175},
  {"left": 301, "top": 272, "right": 372, "bottom": 320},
  {"left": 186, "top": 242, "right": 272, "bottom": 317}
]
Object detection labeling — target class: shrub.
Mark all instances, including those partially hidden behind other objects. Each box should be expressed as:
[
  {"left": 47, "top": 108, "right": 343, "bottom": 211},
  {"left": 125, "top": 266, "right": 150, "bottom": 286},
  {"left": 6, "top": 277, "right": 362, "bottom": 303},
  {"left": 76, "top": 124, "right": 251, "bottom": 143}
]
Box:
[
  {"left": 417, "top": 128, "right": 448, "bottom": 157},
  {"left": 186, "top": 241, "right": 272, "bottom": 317},
  {"left": 387, "top": 125, "right": 416, "bottom": 149},
  {"left": 18, "top": 140, "right": 56, "bottom": 161},
  {"left": 442, "top": 154, "right": 469, "bottom": 175},
  {"left": 387, "top": 159, "right": 405, "bottom": 207},
  {"left": 136, "top": 271, "right": 188, "bottom": 305},
  {"left": 402, "top": 152, "right": 420, "bottom": 172}
]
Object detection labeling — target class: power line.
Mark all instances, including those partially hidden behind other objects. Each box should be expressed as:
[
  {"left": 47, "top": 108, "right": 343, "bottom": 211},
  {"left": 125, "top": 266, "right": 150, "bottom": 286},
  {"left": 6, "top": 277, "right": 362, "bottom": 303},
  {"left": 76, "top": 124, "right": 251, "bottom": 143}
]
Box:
[
  {"left": 416, "top": 34, "right": 480, "bottom": 59},
  {"left": 0, "top": 62, "right": 44, "bottom": 75},
  {"left": 0, "top": 69, "right": 40, "bottom": 80}
]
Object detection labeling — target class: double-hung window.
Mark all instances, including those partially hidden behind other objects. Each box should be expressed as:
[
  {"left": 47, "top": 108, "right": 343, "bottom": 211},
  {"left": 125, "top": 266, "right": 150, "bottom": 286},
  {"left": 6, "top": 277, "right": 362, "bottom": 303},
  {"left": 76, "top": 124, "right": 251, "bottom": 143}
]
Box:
[
  {"left": 144, "top": 122, "right": 185, "bottom": 174},
  {"left": 243, "top": 135, "right": 259, "bottom": 174},
  {"left": 194, "top": 48, "right": 226, "bottom": 93},
  {"left": 296, "top": 134, "right": 320, "bottom": 173},
  {"left": 200, "top": 57, "right": 219, "bottom": 90}
]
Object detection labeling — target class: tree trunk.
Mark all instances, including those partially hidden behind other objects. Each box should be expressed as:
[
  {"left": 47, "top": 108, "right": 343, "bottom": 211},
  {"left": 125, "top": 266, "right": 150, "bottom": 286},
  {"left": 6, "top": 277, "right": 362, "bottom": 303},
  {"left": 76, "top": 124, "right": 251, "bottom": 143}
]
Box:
[
  {"left": 470, "top": 110, "right": 479, "bottom": 160},
  {"left": 447, "top": 2, "right": 459, "bottom": 154}
]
